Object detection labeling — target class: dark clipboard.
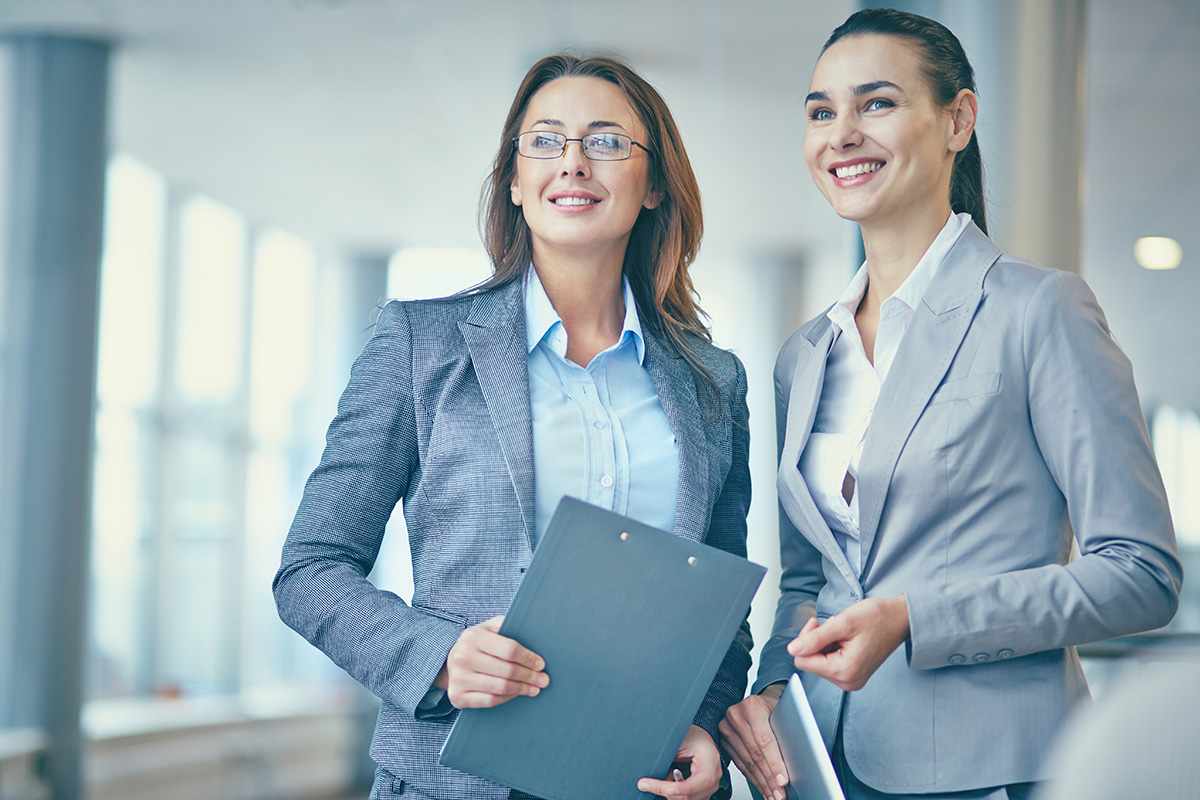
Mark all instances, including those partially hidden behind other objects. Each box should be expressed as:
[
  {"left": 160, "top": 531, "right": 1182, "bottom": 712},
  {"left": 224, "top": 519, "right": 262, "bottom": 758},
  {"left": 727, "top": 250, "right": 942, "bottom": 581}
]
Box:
[
  {"left": 439, "top": 496, "right": 766, "bottom": 800},
  {"left": 769, "top": 673, "right": 846, "bottom": 800}
]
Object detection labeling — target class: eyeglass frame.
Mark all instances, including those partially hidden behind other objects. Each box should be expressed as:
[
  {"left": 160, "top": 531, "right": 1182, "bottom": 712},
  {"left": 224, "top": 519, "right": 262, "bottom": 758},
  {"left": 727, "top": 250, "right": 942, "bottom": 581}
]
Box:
[{"left": 512, "top": 130, "right": 652, "bottom": 161}]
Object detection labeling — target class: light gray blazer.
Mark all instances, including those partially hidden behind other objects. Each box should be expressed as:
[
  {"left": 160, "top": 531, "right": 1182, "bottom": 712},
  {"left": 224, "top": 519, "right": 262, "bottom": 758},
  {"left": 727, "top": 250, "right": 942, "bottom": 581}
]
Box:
[
  {"left": 753, "top": 223, "right": 1182, "bottom": 794},
  {"left": 274, "top": 276, "right": 752, "bottom": 800}
]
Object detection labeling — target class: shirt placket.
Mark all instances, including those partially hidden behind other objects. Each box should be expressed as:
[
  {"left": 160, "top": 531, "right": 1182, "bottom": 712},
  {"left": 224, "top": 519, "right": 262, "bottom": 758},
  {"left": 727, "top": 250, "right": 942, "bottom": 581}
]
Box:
[{"left": 571, "top": 358, "right": 617, "bottom": 510}]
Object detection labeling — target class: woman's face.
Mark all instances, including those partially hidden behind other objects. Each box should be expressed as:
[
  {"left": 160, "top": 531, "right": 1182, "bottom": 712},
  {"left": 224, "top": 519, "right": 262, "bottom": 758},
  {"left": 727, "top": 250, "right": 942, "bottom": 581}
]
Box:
[
  {"left": 510, "top": 76, "right": 658, "bottom": 266},
  {"left": 803, "top": 34, "right": 967, "bottom": 230}
]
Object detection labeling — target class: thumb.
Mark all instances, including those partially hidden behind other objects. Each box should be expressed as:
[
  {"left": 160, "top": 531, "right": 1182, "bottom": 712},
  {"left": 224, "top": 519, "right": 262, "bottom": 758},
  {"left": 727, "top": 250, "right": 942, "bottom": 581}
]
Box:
[
  {"left": 791, "top": 615, "right": 845, "bottom": 656},
  {"left": 479, "top": 615, "right": 505, "bottom": 632}
]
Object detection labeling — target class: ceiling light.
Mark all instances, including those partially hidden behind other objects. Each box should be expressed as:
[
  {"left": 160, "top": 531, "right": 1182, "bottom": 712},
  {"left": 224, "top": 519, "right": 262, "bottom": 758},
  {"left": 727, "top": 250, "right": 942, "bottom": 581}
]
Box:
[{"left": 1134, "top": 236, "right": 1182, "bottom": 271}]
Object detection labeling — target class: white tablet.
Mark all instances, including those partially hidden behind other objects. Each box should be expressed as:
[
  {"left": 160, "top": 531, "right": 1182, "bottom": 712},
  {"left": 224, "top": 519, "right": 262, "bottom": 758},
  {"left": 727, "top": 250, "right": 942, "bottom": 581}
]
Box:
[{"left": 768, "top": 673, "right": 846, "bottom": 800}]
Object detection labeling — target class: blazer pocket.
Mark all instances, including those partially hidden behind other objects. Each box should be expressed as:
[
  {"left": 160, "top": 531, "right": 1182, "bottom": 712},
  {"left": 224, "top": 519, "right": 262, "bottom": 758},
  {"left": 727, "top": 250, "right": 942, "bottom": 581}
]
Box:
[
  {"left": 929, "top": 371, "right": 1001, "bottom": 405},
  {"left": 412, "top": 603, "right": 469, "bottom": 627}
]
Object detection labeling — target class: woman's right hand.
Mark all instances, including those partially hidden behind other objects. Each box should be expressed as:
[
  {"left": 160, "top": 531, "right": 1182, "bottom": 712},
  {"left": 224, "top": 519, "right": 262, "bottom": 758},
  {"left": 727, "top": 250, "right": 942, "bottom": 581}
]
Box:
[
  {"left": 718, "top": 682, "right": 788, "bottom": 800},
  {"left": 435, "top": 615, "right": 549, "bottom": 708}
]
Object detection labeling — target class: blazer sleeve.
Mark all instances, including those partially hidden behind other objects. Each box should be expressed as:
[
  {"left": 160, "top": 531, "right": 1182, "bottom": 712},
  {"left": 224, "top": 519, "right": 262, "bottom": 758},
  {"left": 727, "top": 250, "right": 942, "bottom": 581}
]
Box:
[
  {"left": 272, "top": 301, "right": 463, "bottom": 717},
  {"left": 905, "top": 269, "right": 1183, "bottom": 669},
  {"left": 752, "top": 332, "right": 824, "bottom": 693},
  {"left": 690, "top": 354, "right": 755, "bottom": 745}
]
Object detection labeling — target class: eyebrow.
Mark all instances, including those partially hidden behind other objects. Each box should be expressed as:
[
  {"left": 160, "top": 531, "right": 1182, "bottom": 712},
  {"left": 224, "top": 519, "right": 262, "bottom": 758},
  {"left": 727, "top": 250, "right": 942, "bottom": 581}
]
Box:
[
  {"left": 530, "top": 118, "right": 628, "bottom": 131},
  {"left": 804, "top": 80, "right": 903, "bottom": 104}
]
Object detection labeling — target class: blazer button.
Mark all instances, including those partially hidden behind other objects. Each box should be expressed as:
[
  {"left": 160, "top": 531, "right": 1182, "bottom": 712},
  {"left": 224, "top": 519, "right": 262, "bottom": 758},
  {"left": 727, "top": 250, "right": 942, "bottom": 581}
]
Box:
[
  {"left": 948, "top": 654, "right": 967, "bottom": 665},
  {"left": 998, "top": 649, "right": 1014, "bottom": 659},
  {"left": 973, "top": 653, "right": 990, "bottom": 663}
]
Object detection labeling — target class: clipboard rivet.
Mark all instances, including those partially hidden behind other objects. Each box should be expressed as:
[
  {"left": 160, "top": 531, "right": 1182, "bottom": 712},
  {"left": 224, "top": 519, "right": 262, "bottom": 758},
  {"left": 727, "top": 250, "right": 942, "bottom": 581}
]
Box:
[
  {"left": 687, "top": 556, "right": 697, "bottom": 566},
  {"left": 620, "top": 532, "right": 629, "bottom": 541}
]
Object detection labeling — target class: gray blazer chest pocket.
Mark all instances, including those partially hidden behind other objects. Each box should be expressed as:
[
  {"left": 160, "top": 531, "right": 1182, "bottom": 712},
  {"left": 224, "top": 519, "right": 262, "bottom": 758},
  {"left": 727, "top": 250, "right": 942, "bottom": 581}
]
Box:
[{"left": 929, "top": 372, "right": 1001, "bottom": 405}]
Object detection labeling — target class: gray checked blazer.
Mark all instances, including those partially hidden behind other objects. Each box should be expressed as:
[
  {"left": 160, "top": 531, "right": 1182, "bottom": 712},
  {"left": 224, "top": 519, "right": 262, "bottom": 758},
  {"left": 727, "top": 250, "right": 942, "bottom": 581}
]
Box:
[
  {"left": 752, "top": 222, "right": 1182, "bottom": 794},
  {"left": 274, "top": 275, "right": 753, "bottom": 800}
]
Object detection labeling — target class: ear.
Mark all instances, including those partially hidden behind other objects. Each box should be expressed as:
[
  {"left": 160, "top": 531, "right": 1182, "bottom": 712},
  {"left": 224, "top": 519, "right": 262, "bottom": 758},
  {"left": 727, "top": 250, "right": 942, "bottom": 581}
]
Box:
[
  {"left": 642, "top": 186, "right": 662, "bottom": 211},
  {"left": 947, "top": 88, "right": 978, "bottom": 153},
  {"left": 510, "top": 173, "right": 523, "bottom": 207}
]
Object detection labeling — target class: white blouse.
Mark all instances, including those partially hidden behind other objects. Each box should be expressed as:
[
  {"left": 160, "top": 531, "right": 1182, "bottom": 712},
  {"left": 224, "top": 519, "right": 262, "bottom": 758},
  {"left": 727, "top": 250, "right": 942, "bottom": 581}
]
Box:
[{"left": 799, "top": 213, "right": 971, "bottom": 571}]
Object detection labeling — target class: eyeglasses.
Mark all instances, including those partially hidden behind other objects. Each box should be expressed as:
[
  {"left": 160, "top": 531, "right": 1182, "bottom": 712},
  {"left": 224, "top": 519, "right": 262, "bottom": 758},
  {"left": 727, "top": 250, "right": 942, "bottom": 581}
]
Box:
[{"left": 513, "top": 131, "right": 650, "bottom": 161}]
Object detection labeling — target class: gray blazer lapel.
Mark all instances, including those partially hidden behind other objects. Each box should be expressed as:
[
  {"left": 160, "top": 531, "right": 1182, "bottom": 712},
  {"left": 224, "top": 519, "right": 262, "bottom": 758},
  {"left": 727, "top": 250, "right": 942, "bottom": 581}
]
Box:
[
  {"left": 777, "top": 318, "right": 861, "bottom": 591},
  {"left": 856, "top": 224, "right": 1001, "bottom": 574},
  {"left": 643, "top": 331, "right": 709, "bottom": 542},
  {"left": 458, "top": 280, "right": 537, "bottom": 549}
]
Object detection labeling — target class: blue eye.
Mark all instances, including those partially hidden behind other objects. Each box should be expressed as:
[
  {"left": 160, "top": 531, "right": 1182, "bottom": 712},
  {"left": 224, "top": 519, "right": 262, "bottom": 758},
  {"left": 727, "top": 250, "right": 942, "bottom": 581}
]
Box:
[
  {"left": 809, "top": 107, "right": 834, "bottom": 121},
  {"left": 530, "top": 133, "right": 563, "bottom": 150},
  {"left": 584, "top": 133, "right": 628, "bottom": 157},
  {"left": 865, "top": 98, "right": 894, "bottom": 111}
]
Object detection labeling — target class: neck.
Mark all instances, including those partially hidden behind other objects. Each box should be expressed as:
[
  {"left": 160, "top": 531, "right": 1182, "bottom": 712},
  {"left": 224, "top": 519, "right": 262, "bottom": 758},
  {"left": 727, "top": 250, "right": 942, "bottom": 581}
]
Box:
[
  {"left": 533, "top": 247, "right": 628, "bottom": 365},
  {"left": 859, "top": 204, "right": 952, "bottom": 306}
]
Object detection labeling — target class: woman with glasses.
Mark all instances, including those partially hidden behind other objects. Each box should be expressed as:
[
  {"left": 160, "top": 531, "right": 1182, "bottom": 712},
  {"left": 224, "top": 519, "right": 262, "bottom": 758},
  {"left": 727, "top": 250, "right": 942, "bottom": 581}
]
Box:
[
  {"left": 275, "top": 54, "right": 751, "bottom": 800},
  {"left": 719, "top": 8, "right": 1181, "bottom": 800}
]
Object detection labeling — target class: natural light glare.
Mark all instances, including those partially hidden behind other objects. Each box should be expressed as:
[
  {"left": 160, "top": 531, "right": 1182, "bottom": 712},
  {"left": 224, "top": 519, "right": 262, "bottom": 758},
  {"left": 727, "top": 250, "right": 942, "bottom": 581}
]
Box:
[
  {"left": 97, "top": 154, "right": 165, "bottom": 406},
  {"left": 1152, "top": 405, "right": 1200, "bottom": 547},
  {"left": 388, "top": 246, "right": 491, "bottom": 300},
  {"left": 1134, "top": 236, "right": 1183, "bottom": 271},
  {"left": 249, "top": 229, "right": 317, "bottom": 443},
  {"left": 176, "top": 195, "right": 247, "bottom": 404}
]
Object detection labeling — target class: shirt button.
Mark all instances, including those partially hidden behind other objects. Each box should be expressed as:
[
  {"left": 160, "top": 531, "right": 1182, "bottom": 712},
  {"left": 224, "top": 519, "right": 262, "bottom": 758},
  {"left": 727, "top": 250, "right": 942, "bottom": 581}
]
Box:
[
  {"left": 997, "top": 649, "right": 1014, "bottom": 659},
  {"left": 948, "top": 654, "right": 966, "bottom": 665},
  {"left": 973, "top": 653, "right": 990, "bottom": 663},
  {"left": 600, "top": 475, "right": 613, "bottom": 487},
  {"left": 593, "top": 420, "right": 607, "bottom": 430}
]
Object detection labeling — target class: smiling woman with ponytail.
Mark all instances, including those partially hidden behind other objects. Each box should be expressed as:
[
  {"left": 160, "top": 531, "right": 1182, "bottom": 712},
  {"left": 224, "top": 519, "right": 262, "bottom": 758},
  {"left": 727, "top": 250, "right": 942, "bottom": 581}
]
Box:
[{"left": 720, "top": 8, "right": 1181, "bottom": 800}]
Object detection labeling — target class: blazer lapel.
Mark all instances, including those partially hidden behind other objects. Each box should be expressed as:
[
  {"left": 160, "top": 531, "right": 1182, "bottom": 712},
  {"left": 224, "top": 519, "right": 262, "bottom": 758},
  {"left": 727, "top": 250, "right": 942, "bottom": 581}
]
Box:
[
  {"left": 777, "top": 318, "right": 862, "bottom": 592},
  {"left": 459, "top": 280, "right": 537, "bottom": 549},
  {"left": 642, "top": 331, "right": 709, "bottom": 542},
  {"left": 855, "top": 224, "right": 1001, "bottom": 575}
]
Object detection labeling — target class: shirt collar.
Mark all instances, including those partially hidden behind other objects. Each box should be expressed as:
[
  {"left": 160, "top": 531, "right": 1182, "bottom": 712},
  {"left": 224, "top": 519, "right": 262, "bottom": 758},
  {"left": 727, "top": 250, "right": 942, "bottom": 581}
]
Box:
[
  {"left": 524, "top": 267, "right": 645, "bottom": 364},
  {"left": 826, "top": 212, "right": 973, "bottom": 330}
]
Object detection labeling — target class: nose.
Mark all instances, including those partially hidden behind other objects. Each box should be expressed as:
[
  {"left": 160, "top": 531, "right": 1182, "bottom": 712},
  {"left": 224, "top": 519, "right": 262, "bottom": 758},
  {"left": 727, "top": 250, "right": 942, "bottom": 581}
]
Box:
[
  {"left": 560, "top": 139, "right": 591, "bottom": 177},
  {"left": 829, "top": 112, "right": 863, "bottom": 151}
]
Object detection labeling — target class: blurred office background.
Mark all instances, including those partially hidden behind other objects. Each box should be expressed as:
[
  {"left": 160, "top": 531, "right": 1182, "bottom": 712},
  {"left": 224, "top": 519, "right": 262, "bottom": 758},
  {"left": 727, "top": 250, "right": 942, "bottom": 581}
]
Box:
[{"left": 0, "top": 0, "right": 1196, "bottom": 798}]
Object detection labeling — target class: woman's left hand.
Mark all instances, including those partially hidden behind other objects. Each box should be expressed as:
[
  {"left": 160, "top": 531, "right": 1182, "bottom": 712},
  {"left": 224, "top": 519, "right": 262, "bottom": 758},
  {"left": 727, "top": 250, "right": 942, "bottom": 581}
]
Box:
[
  {"left": 787, "top": 595, "right": 910, "bottom": 691},
  {"left": 636, "top": 724, "right": 722, "bottom": 800}
]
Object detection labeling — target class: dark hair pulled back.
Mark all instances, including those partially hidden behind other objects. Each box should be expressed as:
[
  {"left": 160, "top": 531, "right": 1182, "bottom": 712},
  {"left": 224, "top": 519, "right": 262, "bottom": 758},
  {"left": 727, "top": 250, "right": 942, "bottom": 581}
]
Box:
[{"left": 823, "top": 8, "right": 987, "bottom": 234}]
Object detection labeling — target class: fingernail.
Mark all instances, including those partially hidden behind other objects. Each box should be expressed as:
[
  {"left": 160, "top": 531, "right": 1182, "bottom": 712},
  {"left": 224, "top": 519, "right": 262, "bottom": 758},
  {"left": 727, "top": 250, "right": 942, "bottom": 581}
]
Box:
[
  {"left": 533, "top": 659, "right": 545, "bottom": 671},
  {"left": 538, "top": 674, "right": 549, "bottom": 687},
  {"left": 527, "top": 686, "right": 539, "bottom": 696}
]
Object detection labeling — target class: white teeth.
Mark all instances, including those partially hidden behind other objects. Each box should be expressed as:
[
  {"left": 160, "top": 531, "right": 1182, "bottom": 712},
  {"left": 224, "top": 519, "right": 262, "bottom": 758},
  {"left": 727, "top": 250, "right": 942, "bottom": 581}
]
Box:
[
  {"left": 834, "top": 162, "right": 883, "bottom": 179},
  {"left": 552, "top": 197, "right": 598, "bottom": 206}
]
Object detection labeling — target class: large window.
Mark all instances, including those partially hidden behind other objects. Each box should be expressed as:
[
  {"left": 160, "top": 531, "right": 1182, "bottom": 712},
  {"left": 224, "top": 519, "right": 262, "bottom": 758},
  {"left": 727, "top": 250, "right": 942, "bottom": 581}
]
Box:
[
  {"left": 1151, "top": 405, "right": 1200, "bottom": 631},
  {"left": 89, "top": 156, "right": 339, "bottom": 701}
]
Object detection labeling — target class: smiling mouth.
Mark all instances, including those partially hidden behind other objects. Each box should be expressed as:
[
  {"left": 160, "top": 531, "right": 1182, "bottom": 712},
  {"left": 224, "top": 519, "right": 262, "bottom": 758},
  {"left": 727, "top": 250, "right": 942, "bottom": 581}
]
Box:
[
  {"left": 552, "top": 197, "right": 600, "bottom": 206},
  {"left": 833, "top": 161, "right": 884, "bottom": 179}
]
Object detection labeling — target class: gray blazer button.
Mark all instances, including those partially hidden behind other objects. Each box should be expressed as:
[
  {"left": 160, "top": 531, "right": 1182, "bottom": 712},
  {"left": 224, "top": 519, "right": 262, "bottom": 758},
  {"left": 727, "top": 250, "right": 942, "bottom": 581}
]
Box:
[
  {"left": 973, "top": 653, "right": 990, "bottom": 663},
  {"left": 948, "top": 654, "right": 967, "bottom": 665},
  {"left": 997, "top": 649, "right": 1014, "bottom": 659}
]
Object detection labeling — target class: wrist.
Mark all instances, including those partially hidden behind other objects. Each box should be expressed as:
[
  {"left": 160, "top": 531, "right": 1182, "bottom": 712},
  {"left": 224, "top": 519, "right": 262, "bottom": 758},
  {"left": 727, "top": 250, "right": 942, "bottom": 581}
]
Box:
[{"left": 759, "top": 681, "right": 785, "bottom": 704}]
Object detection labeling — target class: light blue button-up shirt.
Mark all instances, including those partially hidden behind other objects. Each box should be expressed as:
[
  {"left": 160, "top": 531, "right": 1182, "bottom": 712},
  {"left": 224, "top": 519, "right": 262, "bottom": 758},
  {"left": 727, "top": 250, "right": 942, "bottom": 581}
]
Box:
[{"left": 525, "top": 268, "right": 679, "bottom": 543}]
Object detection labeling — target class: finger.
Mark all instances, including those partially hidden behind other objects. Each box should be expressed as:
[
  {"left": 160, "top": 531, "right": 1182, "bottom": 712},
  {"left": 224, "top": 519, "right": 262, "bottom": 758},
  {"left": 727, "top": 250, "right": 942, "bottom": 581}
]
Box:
[
  {"left": 478, "top": 615, "right": 505, "bottom": 632},
  {"left": 470, "top": 650, "right": 549, "bottom": 690},
  {"left": 472, "top": 628, "right": 547, "bottom": 675},
  {"left": 452, "top": 688, "right": 525, "bottom": 709},
  {"left": 789, "top": 615, "right": 846, "bottom": 657},
  {"left": 721, "top": 708, "right": 780, "bottom": 799},
  {"left": 457, "top": 654, "right": 546, "bottom": 697},
  {"left": 636, "top": 776, "right": 689, "bottom": 798}
]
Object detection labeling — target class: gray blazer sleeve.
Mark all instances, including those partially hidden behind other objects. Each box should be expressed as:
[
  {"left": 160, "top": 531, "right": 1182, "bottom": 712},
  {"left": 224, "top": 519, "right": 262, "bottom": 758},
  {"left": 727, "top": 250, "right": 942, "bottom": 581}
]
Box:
[
  {"left": 691, "top": 355, "right": 755, "bottom": 742},
  {"left": 751, "top": 331, "right": 822, "bottom": 693},
  {"left": 904, "top": 269, "right": 1182, "bottom": 668},
  {"left": 272, "top": 302, "right": 462, "bottom": 717}
]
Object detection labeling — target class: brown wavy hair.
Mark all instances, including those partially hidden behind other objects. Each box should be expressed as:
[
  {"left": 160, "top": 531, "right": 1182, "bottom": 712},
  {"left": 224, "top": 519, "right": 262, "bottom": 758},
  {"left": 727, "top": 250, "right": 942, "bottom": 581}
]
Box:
[{"left": 473, "top": 53, "right": 723, "bottom": 410}]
